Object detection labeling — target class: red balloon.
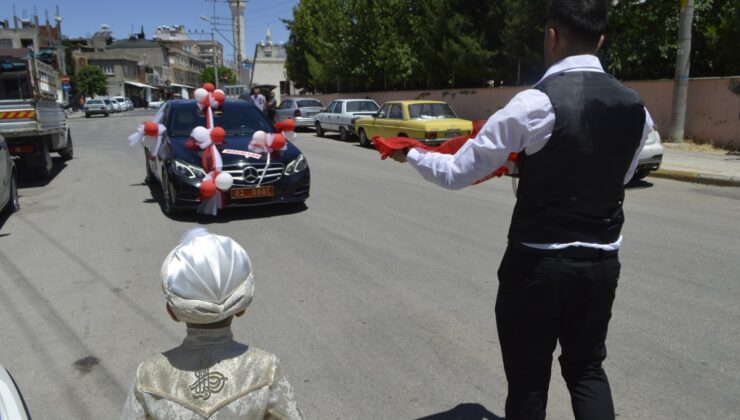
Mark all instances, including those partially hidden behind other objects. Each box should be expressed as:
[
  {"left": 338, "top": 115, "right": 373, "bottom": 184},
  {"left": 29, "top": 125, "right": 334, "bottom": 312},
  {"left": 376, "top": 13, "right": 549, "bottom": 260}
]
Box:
[
  {"left": 210, "top": 127, "right": 226, "bottom": 143},
  {"left": 271, "top": 133, "right": 286, "bottom": 150},
  {"left": 144, "top": 121, "right": 159, "bottom": 137},
  {"left": 200, "top": 179, "right": 217, "bottom": 198},
  {"left": 203, "top": 83, "right": 215, "bottom": 92},
  {"left": 274, "top": 118, "right": 295, "bottom": 133},
  {"left": 212, "top": 90, "right": 225, "bottom": 105}
]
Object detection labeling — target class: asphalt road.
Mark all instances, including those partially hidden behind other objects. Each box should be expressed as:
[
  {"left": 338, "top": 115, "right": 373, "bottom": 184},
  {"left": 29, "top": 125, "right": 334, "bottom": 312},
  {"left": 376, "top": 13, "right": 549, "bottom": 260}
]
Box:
[{"left": 1, "top": 110, "right": 739, "bottom": 419}]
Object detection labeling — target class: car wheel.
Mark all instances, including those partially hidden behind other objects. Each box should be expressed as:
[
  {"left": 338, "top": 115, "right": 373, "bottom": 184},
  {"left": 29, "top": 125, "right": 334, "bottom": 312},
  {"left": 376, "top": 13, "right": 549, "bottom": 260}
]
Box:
[
  {"left": 358, "top": 129, "right": 370, "bottom": 147},
  {"left": 339, "top": 126, "right": 349, "bottom": 141},
  {"left": 144, "top": 150, "right": 156, "bottom": 184},
  {"left": 632, "top": 169, "right": 651, "bottom": 181},
  {"left": 35, "top": 139, "right": 53, "bottom": 179},
  {"left": 85, "top": 113, "right": 90, "bottom": 118},
  {"left": 315, "top": 122, "right": 324, "bottom": 137},
  {"left": 105, "top": 113, "right": 109, "bottom": 117},
  {"left": 161, "top": 169, "right": 180, "bottom": 215},
  {"left": 2, "top": 170, "right": 20, "bottom": 214},
  {"left": 59, "top": 131, "right": 74, "bottom": 161}
]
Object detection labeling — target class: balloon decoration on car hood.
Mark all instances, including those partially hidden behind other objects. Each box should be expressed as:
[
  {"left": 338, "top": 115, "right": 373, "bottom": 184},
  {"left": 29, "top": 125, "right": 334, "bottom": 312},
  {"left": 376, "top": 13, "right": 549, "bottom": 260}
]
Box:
[{"left": 190, "top": 84, "right": 231, "bottom": 216}]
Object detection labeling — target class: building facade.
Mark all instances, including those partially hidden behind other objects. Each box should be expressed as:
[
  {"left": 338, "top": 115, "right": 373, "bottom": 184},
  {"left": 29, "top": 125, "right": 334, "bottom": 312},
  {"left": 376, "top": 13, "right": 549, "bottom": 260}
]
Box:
[{"left": 250, "top": 28, "right": 291, "bottom": 103}]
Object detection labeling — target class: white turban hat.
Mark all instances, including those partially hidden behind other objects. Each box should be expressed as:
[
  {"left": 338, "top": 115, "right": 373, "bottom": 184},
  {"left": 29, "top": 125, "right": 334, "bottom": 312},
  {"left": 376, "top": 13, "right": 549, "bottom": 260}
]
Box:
[{"left": 161, "top": 228, "right": 254, "bottom": 324}]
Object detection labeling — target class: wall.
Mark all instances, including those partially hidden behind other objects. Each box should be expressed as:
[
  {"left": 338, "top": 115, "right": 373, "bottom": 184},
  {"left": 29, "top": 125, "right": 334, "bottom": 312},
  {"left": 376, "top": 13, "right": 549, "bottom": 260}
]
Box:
[{"left": 310, "top": 77, "right": 740, "bottom": 149}]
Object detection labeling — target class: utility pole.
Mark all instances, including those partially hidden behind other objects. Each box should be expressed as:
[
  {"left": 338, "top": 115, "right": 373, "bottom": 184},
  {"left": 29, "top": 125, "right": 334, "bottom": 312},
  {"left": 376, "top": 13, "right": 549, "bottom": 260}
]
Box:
[
  {"left": 212, "top": 0, "right": 218, "bottom": 88},
  {"left": 669, "top": 0, "right": 694, "bottom": 143}
]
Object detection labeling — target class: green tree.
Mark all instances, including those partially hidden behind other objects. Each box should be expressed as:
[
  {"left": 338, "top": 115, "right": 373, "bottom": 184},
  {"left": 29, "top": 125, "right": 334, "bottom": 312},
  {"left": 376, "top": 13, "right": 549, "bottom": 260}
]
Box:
[
  {"left": 200, "top": 66, "right": 236, "bottom": 85},
  {"left": 75, "top": 65, "right": 108, "bottom": 97}
]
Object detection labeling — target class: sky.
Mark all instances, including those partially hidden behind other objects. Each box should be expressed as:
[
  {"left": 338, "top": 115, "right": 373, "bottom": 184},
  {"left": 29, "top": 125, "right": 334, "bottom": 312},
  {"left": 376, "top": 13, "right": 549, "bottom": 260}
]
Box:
[{"left": 2, "top": 0, "right": 299, "bottom": 62}]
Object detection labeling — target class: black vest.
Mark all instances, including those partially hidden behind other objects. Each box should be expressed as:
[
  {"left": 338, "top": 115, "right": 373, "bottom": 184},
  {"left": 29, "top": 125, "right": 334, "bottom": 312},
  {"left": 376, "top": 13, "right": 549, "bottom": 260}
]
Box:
[{"left": 508, "top": 71, "right": 646, "bottom": 244}]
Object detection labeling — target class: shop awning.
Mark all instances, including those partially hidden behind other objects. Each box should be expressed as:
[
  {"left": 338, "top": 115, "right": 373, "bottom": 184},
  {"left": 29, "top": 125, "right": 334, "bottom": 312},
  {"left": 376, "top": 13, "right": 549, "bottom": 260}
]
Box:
[
  {"left": 124, "top": 80, "right": 158, "bottom": 89},
  {"left": 169, "top": 83, "right": 194, "bottom": 89}
]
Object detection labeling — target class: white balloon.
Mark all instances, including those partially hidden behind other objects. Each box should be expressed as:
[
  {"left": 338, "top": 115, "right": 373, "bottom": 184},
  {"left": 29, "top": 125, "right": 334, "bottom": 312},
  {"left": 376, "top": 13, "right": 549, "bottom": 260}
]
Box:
[
  {"left": 194, "top": 88, "right": 208, "bottom": 102},
  {"left": 215, "top": 172, "right": 234, "bottom": 191},
  {"left": 191, "top": 126, "right": 210, "bottom": 143},
  {"left": 252, "top": 130, "right": 266, "bottom": 144}
]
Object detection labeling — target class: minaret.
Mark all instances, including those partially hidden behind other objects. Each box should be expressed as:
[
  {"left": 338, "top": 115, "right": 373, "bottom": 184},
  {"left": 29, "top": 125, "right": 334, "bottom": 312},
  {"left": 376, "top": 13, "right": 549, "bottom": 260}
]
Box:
[{"left": 229, "top": 0, "right": 246, "bottom": 66}]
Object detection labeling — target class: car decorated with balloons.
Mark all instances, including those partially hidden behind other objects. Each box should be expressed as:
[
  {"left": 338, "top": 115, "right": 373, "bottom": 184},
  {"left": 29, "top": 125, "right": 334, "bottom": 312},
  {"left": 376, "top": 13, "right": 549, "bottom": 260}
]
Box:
[{"left": 129, "top": 84, "right": 310, "bottom": 216}]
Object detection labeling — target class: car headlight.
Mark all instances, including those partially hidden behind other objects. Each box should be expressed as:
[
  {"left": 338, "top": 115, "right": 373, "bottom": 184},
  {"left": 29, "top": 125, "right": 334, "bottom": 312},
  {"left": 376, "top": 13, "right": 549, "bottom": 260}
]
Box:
[
  {"left": 284, "top": 154, "right": 308, "bottom": 175},
  {"left": 174, "top": 159, "right": 206, "bottom": 179}
]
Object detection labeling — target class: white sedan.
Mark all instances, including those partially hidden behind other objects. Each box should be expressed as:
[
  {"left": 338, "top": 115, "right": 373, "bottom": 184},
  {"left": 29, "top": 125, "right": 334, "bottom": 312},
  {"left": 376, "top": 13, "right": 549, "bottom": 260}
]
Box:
[
  {"left": 633, "top": 127, "right": 664, "bottom": 180},
  {"left": 314, "top": 99, "right": 379, "bottom": 141}
]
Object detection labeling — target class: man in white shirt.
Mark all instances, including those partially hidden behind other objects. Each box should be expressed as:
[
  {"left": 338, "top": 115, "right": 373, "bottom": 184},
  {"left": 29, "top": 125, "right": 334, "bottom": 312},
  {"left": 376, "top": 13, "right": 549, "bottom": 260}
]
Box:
[
  {"left": 250, "top": 87, "right": 266, "bottom": 115},
  {"left": 391, "top": 1, "right": 650, "bottom": 419}
]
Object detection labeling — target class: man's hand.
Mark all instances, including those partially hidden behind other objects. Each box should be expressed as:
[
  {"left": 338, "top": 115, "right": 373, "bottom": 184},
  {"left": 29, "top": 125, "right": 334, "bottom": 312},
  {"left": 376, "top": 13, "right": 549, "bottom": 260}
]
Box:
[{"left": 390, "top": 148, "right": 409, "bottom": 163}]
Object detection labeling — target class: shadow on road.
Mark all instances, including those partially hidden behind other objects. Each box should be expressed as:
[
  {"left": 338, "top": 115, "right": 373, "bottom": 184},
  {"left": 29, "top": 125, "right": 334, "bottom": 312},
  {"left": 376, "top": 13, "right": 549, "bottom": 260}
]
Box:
[
  {"left": 625, "top": 178, "right": 654, "bottom": 190},
  {"left": 0, "top": 211, "right": 12, "bottom": 233},
  {"left": 17, "top": 157, "right": 67, "bottom": 188},
  {"left": 416, "top": 403, "right": 504, "bottom": 420},
  {"left": 140, "top": 181, "right": 308, "bottom": 222}
]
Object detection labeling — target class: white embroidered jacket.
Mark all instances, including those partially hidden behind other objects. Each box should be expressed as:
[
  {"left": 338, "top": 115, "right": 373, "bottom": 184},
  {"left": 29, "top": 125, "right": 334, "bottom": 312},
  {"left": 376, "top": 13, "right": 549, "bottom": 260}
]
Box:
[{"left": 121, "top": 327, "right": 303, "bottom": 420}]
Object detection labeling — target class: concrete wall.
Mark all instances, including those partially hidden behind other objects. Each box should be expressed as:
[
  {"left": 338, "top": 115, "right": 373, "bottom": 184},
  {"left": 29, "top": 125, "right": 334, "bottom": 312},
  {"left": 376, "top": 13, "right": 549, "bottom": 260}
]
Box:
[{"left": 309, "top": 77, "right": 740, "bottom": 149}]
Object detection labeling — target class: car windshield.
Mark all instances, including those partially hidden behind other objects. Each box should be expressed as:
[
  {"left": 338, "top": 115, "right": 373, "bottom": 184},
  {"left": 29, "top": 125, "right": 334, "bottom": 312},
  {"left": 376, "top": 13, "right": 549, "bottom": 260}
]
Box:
[
  {"left": 104, "top": 100, "right": 111, "bottom": 104},
  {"left": 408, "top": 103, "right": 457, "bottom": 119},
  {"left": 0, "top": 63, "right": 32, "bottom": 100},
  {"left": 346, "top": 101, "right": 378, "bottom": 112},
  {"left": 297, "top": 99, "right": 322, "bottom": 108},
  {"left": 87, "top": 100, "right": 104, "bottom": 105},
  {"left": 168, "top": 102, "right": 274, "bottom": 137}
]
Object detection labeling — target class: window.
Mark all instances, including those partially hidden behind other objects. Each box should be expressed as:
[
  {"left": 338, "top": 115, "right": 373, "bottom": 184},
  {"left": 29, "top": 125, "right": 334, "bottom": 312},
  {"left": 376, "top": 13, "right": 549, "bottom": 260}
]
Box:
[
  {"left": 0, "top": 63, "right": 31, "bottom": 100},
  {"left": 167, "top": 102, "right": 273, "bottom": 137},
  {"left": 297, "top": 99, "right": 322, "bottom": 108},
  {"left": 326, "top": 102, "right": 338, "bottom": 113},
  {"left": 331, "top": 102, "right": 342, "bottom": 113},
  {"left": 0, "top": 39, "right": 13, "bottom": 48},
  {"left": 278, "top": 100, "right": 293, "bottom": 109},
  {"left": 408, "top": 103, "right": 457, "bottom": 119},
  {"left": 346, "top": 100, "right": 378, "bottom": 112},
  {"left": 98, "top": 64, "right": 114, "bottom": 75},
  {"left": 377, "top": 104, "right": 390, "bottom": 119},
  {"left": 388, "top": 104, "right": 403, "bottom": 119},
  {"left": 263, "top": 50, "right": 272, "bottom": 58}
]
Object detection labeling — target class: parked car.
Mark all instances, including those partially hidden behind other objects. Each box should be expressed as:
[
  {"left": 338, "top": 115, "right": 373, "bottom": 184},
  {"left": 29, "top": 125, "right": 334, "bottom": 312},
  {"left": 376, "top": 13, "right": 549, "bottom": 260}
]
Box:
[
  {"left": 1, "top": 135, "right": 20, "bottom": 216},
  {"left": 632, "top": 127, "right": 664, "bottom": 181},
  {"left": 147, "top": 100, "right": 165, "bottom": 109},
  {"left": 103, "top": 99, "right": 116, "bottom": 113},
  {"left": 84, "top": 99, "right": 109, "bottom": 118},
  {"left": 354, "top": 100, "right": 473, "bottom": 147},
  {"left": 124, "top": 98, "right": 134, "bottom": 111},
  {"left": 144, "top": 99, "right": 310, "bottom": 214},
  {"left": 111, "top": 96, "right": 129, "bottom": 111},
  {"left": 314, "top": 99, "right": 380, "bottom": 141},
  {"left": 274, "top": 97, "right": 324, "bottom": 128}
]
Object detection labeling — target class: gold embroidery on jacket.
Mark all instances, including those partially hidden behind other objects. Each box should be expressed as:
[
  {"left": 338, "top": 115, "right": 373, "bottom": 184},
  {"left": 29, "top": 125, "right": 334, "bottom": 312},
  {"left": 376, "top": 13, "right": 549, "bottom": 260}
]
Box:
[{"left": 189, "top": 368, "right": 228, "bottom": 400}]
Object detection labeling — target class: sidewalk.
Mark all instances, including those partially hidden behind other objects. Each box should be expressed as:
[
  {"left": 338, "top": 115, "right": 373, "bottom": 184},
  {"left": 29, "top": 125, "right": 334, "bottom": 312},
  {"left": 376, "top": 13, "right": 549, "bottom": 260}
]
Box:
[{"left": 651, "top": 143, "right": 740, "bottom": 187}]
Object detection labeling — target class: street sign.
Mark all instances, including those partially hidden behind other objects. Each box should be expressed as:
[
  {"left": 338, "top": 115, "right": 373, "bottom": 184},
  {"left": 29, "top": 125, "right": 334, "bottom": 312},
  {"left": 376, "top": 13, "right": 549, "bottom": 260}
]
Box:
[
  {"left": 62, "top": 83, "right": 71, "bottom": 92},
  {"left": 61, "top": 75, "right": 71, "bottom": 83}
]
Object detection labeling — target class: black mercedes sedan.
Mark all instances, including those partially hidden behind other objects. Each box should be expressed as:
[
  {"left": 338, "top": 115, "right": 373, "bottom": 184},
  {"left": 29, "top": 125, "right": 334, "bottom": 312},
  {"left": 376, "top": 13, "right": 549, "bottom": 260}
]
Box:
[{"left": 144, "top": 99, "right": 310, "bottom": 214}]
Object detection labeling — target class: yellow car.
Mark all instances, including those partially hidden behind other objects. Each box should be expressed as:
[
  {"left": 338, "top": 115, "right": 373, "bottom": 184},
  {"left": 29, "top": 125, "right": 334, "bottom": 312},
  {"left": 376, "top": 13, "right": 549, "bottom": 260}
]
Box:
[{"left": 354, "top": 100, "right": 472, "bottom": 147}]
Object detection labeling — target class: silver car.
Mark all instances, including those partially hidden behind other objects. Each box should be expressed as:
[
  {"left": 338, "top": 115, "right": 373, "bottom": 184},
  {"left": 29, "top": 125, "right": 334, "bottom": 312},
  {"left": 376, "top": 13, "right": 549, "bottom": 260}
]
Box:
[
  {"left": 1, "top": 135, "right": 20, "bottom": 217},
  {"left": 314, "top": 99, "right": 379, "bottom": 141},
  {"left": 274, "top": 98, "right": 324, "bottom": 128}
]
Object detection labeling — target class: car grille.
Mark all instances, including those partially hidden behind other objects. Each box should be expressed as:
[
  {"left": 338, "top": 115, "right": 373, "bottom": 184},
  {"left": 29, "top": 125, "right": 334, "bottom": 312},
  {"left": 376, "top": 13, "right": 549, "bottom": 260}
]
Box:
[{"left": 223, "top": 162, "right": 284, "bottom": 186}]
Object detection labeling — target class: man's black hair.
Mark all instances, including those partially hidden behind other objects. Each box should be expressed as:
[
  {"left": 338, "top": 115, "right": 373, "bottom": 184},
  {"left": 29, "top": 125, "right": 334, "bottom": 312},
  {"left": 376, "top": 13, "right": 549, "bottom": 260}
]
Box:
[{"left": 547, "top": 0, "right": 608, "bottom": 46}]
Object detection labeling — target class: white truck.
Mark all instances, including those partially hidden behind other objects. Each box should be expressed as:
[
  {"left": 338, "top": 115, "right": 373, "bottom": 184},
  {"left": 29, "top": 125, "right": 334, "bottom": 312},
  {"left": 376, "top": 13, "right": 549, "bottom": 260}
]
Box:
[{"left": 0, "top": 49, "right": 73, "bottom": 179}]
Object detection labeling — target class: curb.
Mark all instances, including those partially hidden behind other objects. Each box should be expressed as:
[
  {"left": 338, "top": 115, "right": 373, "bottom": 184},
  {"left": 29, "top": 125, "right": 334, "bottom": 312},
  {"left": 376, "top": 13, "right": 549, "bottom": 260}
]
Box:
[{"left": 650, "top": 168, "right": 740, "bottom": 187}]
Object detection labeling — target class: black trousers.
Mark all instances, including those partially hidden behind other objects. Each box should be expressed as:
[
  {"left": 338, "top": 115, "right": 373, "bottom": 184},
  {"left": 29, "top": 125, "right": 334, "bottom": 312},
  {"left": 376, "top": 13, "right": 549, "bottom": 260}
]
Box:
[{"left": 495, "top": 245, "right": 620, "bottom": 420}]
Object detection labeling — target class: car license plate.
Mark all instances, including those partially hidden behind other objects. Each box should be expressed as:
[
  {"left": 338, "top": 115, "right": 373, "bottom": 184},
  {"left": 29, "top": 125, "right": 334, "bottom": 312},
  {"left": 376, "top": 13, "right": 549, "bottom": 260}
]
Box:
[{"left": 230, "top": 186, "right": 274, "bottom": 199}]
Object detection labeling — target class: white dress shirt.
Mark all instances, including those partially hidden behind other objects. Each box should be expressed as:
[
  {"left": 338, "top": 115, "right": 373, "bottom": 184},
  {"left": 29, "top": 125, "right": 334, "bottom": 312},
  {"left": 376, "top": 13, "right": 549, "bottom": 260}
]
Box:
[{"left": 407, "top": 55, "right": 653, "bottom": 250}]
